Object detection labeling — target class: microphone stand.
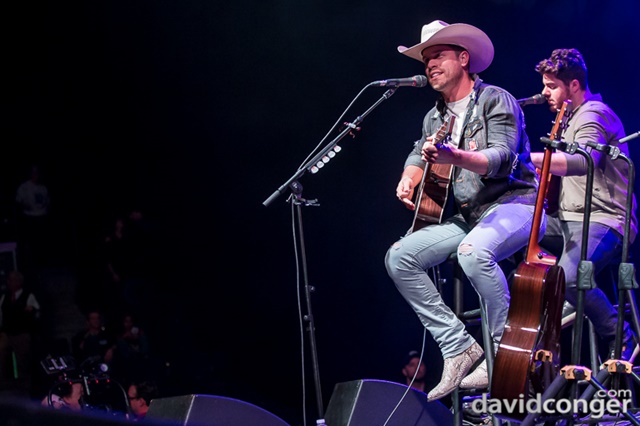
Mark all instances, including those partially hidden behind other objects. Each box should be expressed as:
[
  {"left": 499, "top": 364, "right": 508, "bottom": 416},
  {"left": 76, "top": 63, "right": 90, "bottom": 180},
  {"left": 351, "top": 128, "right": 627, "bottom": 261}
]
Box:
[
  {"left": 263, "top": 86, "right": 399, "bottom": 425},
  {"left": 608, "top": 132, "right": 640, "bottom": 360},
  {"left": 573, "top": 139, "right": 640, "bottom": 425},
  {"left": 582, "top": 139, "right": 640, "bottom": 379},
  {"left": 263, "top": 87, "right": 398, "bottom": 208}
]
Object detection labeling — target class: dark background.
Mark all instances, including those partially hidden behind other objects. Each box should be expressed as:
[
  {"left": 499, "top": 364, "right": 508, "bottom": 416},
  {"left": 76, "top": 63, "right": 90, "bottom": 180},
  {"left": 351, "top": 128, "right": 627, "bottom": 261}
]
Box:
[{"left": 2, "top": 0, "right": 640, "bottom": 425}]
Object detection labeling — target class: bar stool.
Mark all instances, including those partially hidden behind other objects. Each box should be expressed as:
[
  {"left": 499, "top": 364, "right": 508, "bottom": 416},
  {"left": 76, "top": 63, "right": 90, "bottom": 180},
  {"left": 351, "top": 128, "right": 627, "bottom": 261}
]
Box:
[{"left": 440, "top": 253, "right": 520, "bottom": 426}]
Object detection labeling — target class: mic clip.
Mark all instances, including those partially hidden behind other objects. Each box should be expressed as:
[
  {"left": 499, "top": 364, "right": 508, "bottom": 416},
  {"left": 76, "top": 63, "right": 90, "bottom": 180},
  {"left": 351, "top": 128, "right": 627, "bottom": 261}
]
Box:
[
  {"left": 584, "top": 141, "right": 621, "bottom": 160},
  {"left": 341, "top": 121, "right": 361, "bottom": 138}
]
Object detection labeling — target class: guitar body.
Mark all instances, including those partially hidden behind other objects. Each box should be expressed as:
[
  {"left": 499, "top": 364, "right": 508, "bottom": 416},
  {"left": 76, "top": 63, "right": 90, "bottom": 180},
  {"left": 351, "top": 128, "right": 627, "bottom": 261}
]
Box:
[
  {"left": 410, "top": 118, "right": 456, "bottom": 232},
  {"left": 411, "top": 163, "right": 453, "bottom": 231},
  {"left": 491, "top": 262, "right": 565, "bottom": 421},
  {"left": 490, "top": 100, "right": 571, "bottom": 421}
]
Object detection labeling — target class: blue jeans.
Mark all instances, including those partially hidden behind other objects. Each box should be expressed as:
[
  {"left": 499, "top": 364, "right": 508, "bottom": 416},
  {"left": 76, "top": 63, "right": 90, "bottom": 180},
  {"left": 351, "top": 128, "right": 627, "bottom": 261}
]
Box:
[
  {"left": 385, "top": 203, "right": 542, "bottom": 358},
  {"left": 541, "top": 217, "right": 630, "bottom": 341}
]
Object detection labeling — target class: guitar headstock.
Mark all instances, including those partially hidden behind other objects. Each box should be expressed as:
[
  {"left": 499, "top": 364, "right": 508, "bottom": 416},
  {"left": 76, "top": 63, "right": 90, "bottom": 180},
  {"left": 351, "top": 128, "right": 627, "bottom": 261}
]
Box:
[{"left": 548, "top": 100, "right": 572, "bottom": 141}]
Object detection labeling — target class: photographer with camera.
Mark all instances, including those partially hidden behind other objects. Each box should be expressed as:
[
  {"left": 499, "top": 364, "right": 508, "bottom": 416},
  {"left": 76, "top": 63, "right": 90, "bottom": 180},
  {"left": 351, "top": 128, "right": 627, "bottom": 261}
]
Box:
[
  {"left": 40, "top": 353, "right": 130, "bottom": 417},
  {"left": 41, "top": 381, "right": 84, "bottom": 411}
]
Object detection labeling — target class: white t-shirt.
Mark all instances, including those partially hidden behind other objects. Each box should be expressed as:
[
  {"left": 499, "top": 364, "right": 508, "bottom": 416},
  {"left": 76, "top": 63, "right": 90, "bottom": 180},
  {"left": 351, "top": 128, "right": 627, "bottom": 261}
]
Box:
[{"left": 445, "top": 92, "right": 473, "bottom": 147}]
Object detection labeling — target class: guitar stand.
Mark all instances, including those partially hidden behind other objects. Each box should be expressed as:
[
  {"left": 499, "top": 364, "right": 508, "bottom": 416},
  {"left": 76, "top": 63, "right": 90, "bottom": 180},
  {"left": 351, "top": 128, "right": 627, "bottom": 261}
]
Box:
[
  {"left": 519, "top": 137, "right": 640, "bottom": 425},
  {"left": 575, "top": 360, "right": 640, "bottom": 419},
  {"left": 572, "top": 142, "right": 640, "bottom": 422},
  {"left": 524, "top": 364, "right": 640, "bottom": 425}
]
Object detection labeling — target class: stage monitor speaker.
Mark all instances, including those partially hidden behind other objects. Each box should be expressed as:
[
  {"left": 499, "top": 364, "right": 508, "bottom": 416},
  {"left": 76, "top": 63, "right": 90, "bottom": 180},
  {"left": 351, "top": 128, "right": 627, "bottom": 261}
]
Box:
[
  {"left": 324, "top": 379, "right": 452, "bottom": 426},
  {"left": 146, "top": 394, "right": 291, "bottom": 426}
]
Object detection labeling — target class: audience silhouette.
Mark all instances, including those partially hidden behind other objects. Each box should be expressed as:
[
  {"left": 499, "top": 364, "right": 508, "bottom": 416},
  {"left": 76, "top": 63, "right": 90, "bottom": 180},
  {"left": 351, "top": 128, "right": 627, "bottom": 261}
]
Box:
[
  {"left": 110, "top": 312, "right": 152, "bottom": 384},
  {"left": 71, "top": 310, "right": 116, "bottom": 368},
  {"left": 401, "top": 350, "right": 427, "bottom": 393},
  {"left": 0, "top": 270, "right": 41, "bottom": 396},
  {"left": 15, "top": 164, "right": 51, "bottom": 274},
  {"left": 126, "top": 380, "right": 160, "bottom": 421}
]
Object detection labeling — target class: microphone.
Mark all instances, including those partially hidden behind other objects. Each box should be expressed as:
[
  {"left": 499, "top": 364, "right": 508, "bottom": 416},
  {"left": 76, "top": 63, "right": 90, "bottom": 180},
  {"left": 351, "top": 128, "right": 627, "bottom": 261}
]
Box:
[
  {"left": 620, "top": 130, "right": 640, "bottom": 144},
  {"left": 371, "top": 75, "right": 428, "bottom": 88},
  {"left": 517, "top": 93, "right": 546, "bottom": 106}
]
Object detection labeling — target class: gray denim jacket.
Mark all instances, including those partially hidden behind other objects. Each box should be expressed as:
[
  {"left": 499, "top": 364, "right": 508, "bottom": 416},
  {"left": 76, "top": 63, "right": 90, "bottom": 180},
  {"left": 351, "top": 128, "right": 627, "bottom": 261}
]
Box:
[{"left": 405, "top": 78, "right": 539, "bottom": 226}]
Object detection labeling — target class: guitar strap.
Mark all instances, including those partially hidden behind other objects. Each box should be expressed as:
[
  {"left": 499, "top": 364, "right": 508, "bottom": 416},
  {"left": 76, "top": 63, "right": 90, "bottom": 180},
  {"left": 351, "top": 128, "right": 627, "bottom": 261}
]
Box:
[
  {"left": 445, "top": 92, "right": 472, "bottom": 148},
  {"left": 438, "top": 91, "right": 474, "bottom": 221}
]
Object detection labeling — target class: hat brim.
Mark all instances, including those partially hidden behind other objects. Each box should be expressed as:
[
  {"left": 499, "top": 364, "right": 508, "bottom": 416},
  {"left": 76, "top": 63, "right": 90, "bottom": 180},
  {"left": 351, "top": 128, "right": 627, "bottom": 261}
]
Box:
[{"left": 397, "top": 23, "right": 494, "bottom": 74}]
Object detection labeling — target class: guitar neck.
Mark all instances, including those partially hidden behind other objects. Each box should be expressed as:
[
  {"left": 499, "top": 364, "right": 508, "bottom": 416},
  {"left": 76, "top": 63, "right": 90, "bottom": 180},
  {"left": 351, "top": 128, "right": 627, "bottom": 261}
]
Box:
[
  {"left": 524, "top": 100, "right": 571, "bottom": 266},
  {"left": 525, "top": 144, "right": 556, "bottom": 266}
]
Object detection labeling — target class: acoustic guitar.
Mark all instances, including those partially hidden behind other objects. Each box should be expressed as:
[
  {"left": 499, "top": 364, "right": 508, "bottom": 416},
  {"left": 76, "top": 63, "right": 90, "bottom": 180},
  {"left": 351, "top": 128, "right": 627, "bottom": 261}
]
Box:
[
  {"left": 490, "top": 100, "right": 571, "bottom": 421},
  {"left": 411, "top": 117, "right": 456, "bottom": 232}
]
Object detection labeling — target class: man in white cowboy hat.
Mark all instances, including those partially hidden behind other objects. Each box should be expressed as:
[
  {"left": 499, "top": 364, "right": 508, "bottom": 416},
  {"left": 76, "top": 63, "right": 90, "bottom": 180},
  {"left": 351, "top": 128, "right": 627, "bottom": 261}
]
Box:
[{"left": 385, "top": 20, "right": 542, "bottom": 401}]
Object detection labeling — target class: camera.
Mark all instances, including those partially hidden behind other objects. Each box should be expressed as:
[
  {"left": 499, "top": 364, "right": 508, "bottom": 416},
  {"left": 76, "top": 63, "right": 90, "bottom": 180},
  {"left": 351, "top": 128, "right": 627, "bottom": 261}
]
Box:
[
  {"left": 40, "top": 355, "right": 77, "bottom": 376},
  {"left": 40, "top": 355, "right": 129, "bottom": 416}
]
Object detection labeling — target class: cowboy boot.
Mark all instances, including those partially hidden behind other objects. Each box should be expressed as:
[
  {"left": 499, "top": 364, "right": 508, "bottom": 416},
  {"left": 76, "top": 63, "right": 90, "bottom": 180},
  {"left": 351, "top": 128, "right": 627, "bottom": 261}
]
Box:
[
  {"left": 460, "top": 359, "right": 489, "bottom": 389},
  {"left": 427, "top": 341, "right": 484, "bottom": 401}
]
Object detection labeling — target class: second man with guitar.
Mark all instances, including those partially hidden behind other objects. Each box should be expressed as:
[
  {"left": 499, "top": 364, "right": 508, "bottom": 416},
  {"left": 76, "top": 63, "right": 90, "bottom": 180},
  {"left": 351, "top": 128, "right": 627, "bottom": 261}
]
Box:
[
  {"left": 384, "top": 20, "right": 542, "bottom": 401},
  {"left": 531, "top": 48, "right": 638, "bottom": 363}
]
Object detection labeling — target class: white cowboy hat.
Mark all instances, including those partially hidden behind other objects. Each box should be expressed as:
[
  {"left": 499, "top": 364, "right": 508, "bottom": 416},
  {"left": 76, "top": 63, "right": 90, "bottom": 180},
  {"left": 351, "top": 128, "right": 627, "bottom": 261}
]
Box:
[{"left": 397, "top": 20, "right": 494, "bottom": 74}]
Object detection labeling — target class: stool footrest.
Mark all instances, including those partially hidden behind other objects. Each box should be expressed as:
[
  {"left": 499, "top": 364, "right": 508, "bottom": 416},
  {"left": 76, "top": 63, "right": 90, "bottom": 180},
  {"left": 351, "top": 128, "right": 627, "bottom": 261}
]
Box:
[{"left": 458, "top": 308, "right": 481, "bottom": 320}]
